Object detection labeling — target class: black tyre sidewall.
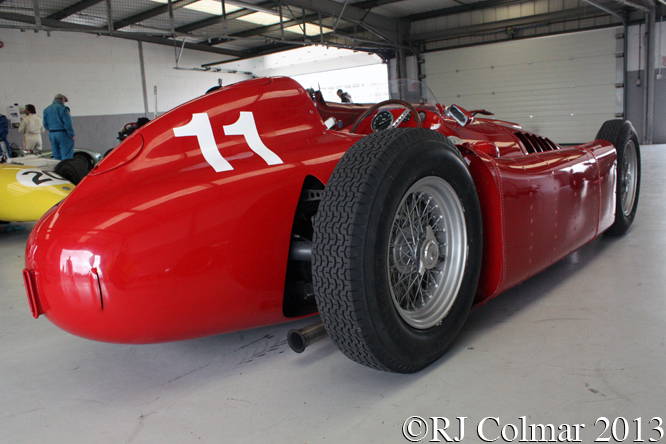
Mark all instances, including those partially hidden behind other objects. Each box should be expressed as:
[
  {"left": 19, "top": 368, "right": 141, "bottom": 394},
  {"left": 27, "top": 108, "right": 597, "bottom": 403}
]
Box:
[
  {"left": 73, "top": 152, "right": 94, "bottom": 172},
  {"left": 605, "top": 121, "right": 641, "bottom": 236},
  {"left": 54, "top": 158, "right": 88, "bottom": 185},
  {"left": 358, "top": 138, "right": 482, "bottom": 371}
]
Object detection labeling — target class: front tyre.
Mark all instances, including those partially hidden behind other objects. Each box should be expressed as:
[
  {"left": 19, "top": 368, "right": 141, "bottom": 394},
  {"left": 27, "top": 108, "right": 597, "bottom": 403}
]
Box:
[
  {"left": 312, "top": 129, "right": 483, "bottom": 373},
  {"left": 595, "top": 120, "right": 641, "bottom": 236},
  {"left": 54, "top": 157, "right": 89, "bottom": 185},
  {"left": 73, "top": 152, "right": 94, "bottom": 172}
]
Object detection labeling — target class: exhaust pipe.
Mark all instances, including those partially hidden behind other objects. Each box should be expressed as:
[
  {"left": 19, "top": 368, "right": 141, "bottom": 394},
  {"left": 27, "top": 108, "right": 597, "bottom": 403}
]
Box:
[
  {"left": 288, "top": 320, "right": 327, "bottom": 353},
  {"left": 289, "top": 239, "right": 311, "bottom": 262}
]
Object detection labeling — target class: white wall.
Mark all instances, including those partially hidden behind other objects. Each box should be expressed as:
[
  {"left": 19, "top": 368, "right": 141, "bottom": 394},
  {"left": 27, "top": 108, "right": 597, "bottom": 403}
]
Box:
[
  {"left": 626, "top": 21, "right": 666, "bottom": 72},
  {"left": 0, "top": 28, "right": 252, "bottom": 118},
  {"left": 423, "top": 27, "right": 619, "bottom": 144}
]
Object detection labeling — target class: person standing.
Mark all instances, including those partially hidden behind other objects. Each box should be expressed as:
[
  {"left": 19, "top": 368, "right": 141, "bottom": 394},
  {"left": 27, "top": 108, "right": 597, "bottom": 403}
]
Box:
[
  {"left": 337, "top": 89, "right": 352, "bottom": 103},
  {"left": 0, "top": 113, "right": 10, "bottom": 163},
  {"left": 19, "top": 104, "right": 45, "bottom": 154},
  {"left": 43, "top": 94, "right": 75, "bottom": 160}
]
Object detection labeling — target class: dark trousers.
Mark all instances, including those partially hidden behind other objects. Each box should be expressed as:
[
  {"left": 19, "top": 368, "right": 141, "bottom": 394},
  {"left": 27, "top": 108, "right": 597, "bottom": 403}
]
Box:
[{"left": 49, "top": 132, "right": 74, "bottom": 160}]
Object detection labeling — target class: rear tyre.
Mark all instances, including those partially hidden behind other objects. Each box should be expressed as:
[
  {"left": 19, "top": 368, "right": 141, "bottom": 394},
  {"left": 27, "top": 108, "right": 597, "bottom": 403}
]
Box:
[
  {"left": 595, "top": 120, "right": 641, "bottom": 236},
  {"left": 54, "top": 157, "right": 89, "bottom": 185},
  {"left": 312, "top": 129, "right": 483, "bottom": 373}
]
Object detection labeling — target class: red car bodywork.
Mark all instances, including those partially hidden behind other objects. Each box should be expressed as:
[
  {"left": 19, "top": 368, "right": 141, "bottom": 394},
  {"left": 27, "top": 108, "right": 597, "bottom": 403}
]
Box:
[{"left": 23, "top": 77, "right": 616, "bottom": 343}]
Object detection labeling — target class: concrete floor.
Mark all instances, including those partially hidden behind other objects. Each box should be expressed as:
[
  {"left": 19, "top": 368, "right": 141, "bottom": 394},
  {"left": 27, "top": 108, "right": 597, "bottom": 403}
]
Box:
[{"left": 2, "top": 146, "right": 665, "bottom": 444}]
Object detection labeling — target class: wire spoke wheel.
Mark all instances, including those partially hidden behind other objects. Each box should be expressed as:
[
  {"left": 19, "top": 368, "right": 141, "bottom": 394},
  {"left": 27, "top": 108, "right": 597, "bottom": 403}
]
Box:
[
  {"left": 620, "top": 139, "right": 638, "bottom": 217},
  {"left": 313, "top": 129, "right": 482, "bottom": 372},
  {"left": 388, "top": 177, "right": 467, "bottom": 329}
]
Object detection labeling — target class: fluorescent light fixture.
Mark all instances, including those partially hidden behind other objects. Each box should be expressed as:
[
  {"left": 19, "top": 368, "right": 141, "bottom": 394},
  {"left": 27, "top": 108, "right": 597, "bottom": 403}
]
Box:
[
  {"left": 187, "top": 0, "right": 242, "bottom": 14},
  {"left": 284, "top": 23, "right": 333, "bottom": 36},
  {"left": 236, "top": 11, "right": 283, "bottom": 25},
  {"left": 149, "top": 0, "right": 241, "bottom": 15}
]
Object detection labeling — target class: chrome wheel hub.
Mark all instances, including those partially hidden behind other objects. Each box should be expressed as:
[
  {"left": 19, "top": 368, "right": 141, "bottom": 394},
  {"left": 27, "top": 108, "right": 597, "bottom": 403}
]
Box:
[{"left": 419, "top": 226, "right": 440, "bottom": 273}]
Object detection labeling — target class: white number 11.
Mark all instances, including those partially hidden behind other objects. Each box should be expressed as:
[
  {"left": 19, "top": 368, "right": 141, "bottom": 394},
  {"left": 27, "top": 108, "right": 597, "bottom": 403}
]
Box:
[{"left": 173, "top": 111, "right": 283, "bottom": 172}]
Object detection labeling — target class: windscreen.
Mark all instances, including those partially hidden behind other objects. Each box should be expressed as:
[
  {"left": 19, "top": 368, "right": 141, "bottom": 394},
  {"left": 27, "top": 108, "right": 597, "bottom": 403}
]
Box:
[{"left": 361, "top": 79, "right": 442, "bottom": 114}]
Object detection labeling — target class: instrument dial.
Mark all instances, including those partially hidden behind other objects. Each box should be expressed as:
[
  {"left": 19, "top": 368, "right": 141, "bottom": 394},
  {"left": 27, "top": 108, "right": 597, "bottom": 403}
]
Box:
[{"left": 371, "top": 110, "right": 394, "bottom": 132}]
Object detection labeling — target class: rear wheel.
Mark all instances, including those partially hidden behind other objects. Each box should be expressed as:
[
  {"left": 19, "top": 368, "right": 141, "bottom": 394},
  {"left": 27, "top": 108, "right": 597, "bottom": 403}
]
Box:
[
  {"left": 595, "top": 120, "right": 641, "bottom": 236},
  {"left": 312, "top": 129, "right": 483, "bottom": 373}
]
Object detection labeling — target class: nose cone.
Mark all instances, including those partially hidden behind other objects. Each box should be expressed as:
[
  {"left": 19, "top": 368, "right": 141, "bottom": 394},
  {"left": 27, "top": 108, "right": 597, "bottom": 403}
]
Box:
[
  {"left": 25, "top": 181, "right": 214, "bottom": 343},
  {"left": 24, "top": 202, "right": 128, "bottom": 341},
  {"left": 22, "top": 152, "right": 291, "bottom": 343},
  {"left": 23, "top": 168, "right": 218, "bottom": 343},
  {"left": 22, "top": 131, "right": 204, "bottom": 343},
  {"left": 21, "top": 134, "right": 175, "bottom": 342},
  {"left": 21, "top": 126, "right": 292, "bottom": 343}
]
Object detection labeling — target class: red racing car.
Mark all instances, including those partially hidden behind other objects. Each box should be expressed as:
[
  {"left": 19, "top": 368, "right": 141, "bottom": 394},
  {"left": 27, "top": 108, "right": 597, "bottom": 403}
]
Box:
[{"left": 23, "top": 77, "right": 640, "bottom": 373}]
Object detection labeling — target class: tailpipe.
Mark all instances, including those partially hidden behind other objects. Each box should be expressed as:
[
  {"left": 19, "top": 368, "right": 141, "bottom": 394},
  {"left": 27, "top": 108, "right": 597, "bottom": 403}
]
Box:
[{"left": 288, "top": 320, "right": 327, "bottom": 353}]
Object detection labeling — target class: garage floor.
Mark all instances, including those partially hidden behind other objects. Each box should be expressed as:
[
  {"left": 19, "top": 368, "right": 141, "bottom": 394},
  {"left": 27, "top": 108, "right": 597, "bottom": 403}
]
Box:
[{"left": 2, "top": 146, "right": 665, "bottom": 444}]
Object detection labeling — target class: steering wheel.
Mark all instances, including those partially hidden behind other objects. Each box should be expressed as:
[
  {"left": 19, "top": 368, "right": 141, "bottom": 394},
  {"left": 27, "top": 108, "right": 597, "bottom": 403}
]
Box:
[{"left": 350, "top": 99, "right": 423, "bottom": 134}]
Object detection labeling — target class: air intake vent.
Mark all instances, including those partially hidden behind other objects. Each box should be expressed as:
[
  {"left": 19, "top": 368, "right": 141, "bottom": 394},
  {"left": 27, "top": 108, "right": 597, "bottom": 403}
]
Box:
[{"left": 514, "top": 132, "right": 560, "bottom": 154}]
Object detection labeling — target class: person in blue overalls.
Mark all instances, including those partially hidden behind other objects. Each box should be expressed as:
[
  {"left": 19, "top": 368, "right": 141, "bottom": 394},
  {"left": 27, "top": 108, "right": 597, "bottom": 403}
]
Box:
[
  {"left": 43, "top": 94, "right": 75, "bottom": 160},
  {"left": 0, "top": 113, "right": 10, "bottom": 163}
]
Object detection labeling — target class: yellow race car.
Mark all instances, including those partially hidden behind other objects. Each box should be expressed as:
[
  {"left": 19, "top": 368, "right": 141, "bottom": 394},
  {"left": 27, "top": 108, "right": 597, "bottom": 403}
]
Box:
[{"left": 0, "top": 164, "right": 74, "bottom": 222}]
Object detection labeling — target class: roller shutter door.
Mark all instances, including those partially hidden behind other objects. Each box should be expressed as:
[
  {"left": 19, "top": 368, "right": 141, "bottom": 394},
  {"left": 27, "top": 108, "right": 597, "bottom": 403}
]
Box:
[{"left": 423, "top": 28, "right": 621, "bottom": 144}]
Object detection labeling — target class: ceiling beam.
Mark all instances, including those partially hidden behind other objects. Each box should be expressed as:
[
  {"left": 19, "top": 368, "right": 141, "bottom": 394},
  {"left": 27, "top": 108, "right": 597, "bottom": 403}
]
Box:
[
  {"left": 116, "top": 32, "right": 246, "bottom": 57},
  {"left": 407, "top": 6, "right": 615, "bottom": 42},
  {"left": 280, "top": 0, "right": 399, "bottom": 40},
  {"left": 112, "top": 0, "right": 201, "bottom": 30},
  {"left": 407, "top": 0, "right": 527, "bottom": 22},
  {"left": 0, "top": 11, "right": 246, "bottom": 57},
  {"left": 226, "top": 12, "right": 321, "bottom": 38},
  {"left": 175, "top": 2, "right": 276, "bottom": 33},
  {"left": 46, "top": 0, "right": 106, "bottom": 21},
  {"left": 0, "top": 11, "right": 103, "bottom": 31},
  {"left": 225, "top": 0, "right": 281, "bottom": 15},
  {"left": 186, "top": 0, "right": 398, "bottom": 50},
  {"left": 351, "top": 0, "right": 404, "bottom": 10},
  {"left": 581, "top": 0, "right": 626, "bottom": 21},
  {"left": 201, "top": 12, "right": 393, "bottom": 51},
  {"left": 406, "top": 0, "right": 644, "bottom": 22},
  {"left": 610, "top": 0, "right": 652, "bottom": 11}
]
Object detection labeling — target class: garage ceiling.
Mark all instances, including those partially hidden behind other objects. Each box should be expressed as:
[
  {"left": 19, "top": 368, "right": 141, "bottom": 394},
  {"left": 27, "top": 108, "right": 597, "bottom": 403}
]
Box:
[{"left": 0, "top": 0, "right": 657, "bottom": 66}]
